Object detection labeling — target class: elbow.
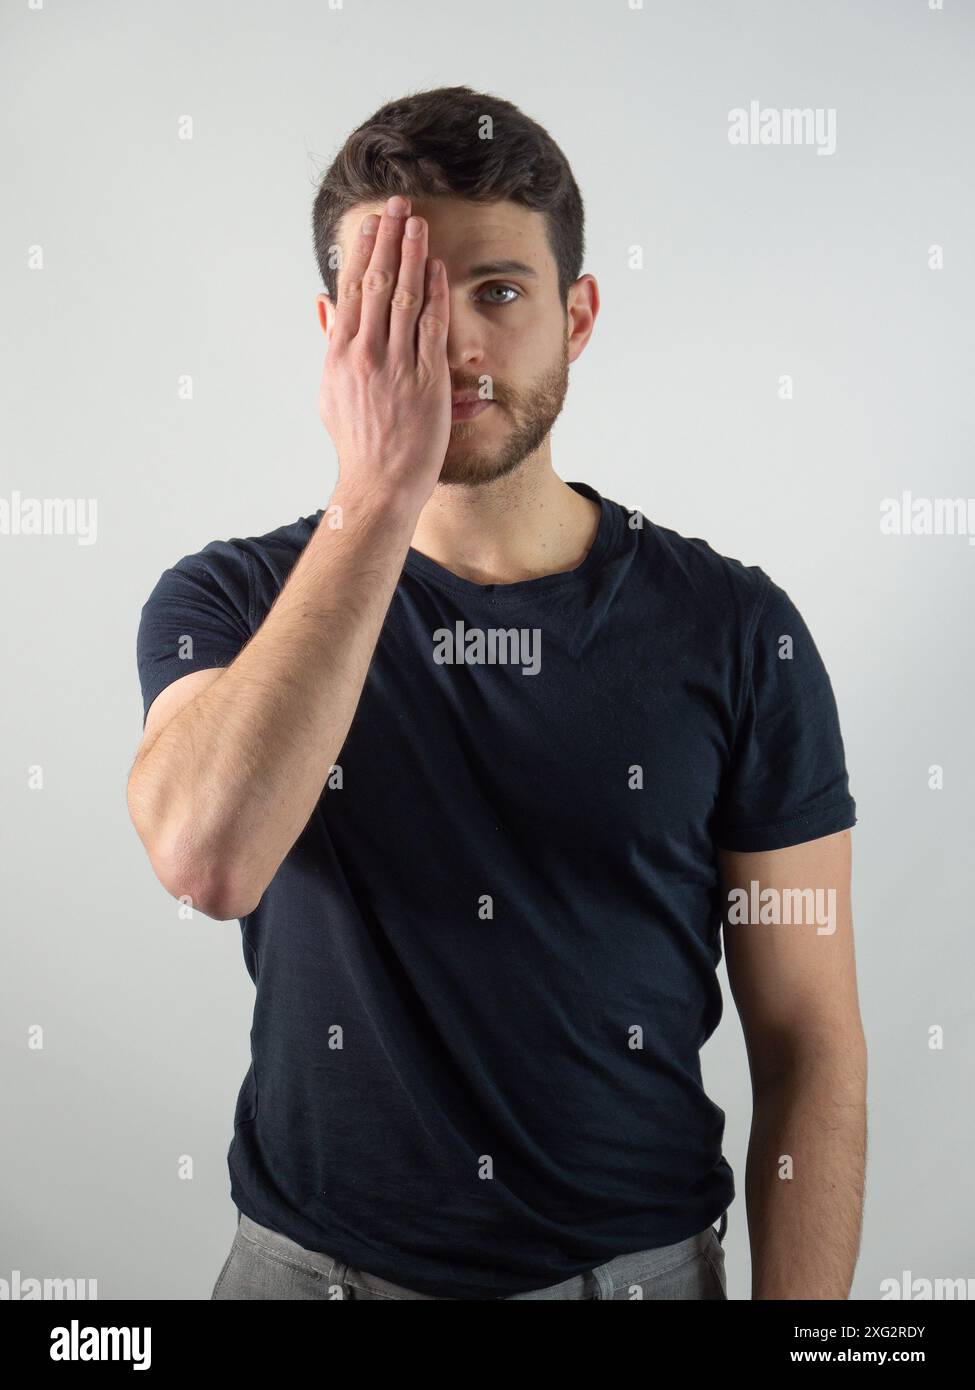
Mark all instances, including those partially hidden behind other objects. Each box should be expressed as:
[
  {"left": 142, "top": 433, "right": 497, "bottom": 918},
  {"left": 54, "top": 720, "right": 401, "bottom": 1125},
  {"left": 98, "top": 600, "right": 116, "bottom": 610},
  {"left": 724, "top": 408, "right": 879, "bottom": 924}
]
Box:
[
  {"left": 128, "top": 789, "right": 261, "bottom": 920},
  {"left": 749, "top": 1026, "right": 868, "bottom": 1096},
  {"left": 155, "top": 846, "right": 261, "bottom": 921}
]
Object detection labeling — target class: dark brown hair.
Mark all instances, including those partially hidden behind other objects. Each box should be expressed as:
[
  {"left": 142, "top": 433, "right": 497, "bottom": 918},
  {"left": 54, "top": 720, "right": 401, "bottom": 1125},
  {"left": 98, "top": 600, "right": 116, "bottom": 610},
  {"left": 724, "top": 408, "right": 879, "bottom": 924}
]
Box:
[{"left": 312, "top": 85, "right": 585, "bottom": 308}]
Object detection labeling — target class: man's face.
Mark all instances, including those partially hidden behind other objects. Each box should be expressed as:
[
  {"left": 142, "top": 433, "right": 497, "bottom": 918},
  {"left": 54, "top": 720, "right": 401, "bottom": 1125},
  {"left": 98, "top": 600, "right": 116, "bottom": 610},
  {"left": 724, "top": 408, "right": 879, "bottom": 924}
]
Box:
[{"left": 331, "top": 197, "right": 587, "bottom": 488}]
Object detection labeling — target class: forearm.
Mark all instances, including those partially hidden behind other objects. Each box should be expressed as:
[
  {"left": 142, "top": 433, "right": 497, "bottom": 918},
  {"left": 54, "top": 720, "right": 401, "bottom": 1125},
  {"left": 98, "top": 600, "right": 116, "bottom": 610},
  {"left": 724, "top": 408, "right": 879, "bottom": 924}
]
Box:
[
  {"left": 129, "top": 480, "right": 420, "bottom": 917},
  {"left": 745, "top": 1044, "right": 867, "bottom": 1299}
]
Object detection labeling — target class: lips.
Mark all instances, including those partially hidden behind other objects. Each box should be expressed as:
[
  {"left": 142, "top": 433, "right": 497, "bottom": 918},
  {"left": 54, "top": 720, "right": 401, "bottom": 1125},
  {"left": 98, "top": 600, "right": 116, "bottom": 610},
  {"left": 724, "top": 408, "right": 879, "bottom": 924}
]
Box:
[{"left": 450, "top": 398, "right": 494, "bottom": 420}]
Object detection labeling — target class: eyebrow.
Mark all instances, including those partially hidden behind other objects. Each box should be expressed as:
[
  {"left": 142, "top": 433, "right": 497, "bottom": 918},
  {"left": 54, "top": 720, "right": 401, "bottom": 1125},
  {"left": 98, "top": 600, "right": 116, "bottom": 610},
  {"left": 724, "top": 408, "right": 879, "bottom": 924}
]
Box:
[{"left": 459, "top": 259, "right": 539, "bottom": 282}]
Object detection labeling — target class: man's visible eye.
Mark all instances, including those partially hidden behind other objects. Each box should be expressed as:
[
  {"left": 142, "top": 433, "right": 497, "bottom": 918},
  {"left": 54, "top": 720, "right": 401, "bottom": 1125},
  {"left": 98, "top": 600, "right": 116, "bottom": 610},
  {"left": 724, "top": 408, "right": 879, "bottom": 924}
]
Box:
[{"left": 476, "top": 283, "right": 522, "bottom": 307}]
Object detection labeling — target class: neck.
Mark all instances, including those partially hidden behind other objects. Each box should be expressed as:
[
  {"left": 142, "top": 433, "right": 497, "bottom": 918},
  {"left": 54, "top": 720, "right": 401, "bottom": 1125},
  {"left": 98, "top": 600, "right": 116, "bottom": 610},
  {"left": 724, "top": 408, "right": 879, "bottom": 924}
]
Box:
[{"left": 409, "top": 456, "right": 601, "bottom": 585}]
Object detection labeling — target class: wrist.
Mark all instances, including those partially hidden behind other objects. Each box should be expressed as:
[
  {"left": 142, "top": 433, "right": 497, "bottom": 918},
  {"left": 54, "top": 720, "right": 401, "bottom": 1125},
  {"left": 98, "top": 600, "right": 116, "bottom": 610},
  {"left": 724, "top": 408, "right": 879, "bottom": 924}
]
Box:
[{"left": 328, "top": 476, "right": 425, "bottom": 539}]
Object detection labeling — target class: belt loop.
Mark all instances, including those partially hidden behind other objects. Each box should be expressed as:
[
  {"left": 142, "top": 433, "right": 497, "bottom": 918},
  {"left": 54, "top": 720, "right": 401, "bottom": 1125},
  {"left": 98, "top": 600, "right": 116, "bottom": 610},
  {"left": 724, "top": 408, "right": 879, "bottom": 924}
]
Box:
[
  {"left": 592, "top": 1263, "right": 615, "bottom": 1300},
  {"left": 716, "top": 1210, "right": 728, "bottom": 1245},
  {"left": 328, "top": 1260, "right": 349, "bottom": 1300}
]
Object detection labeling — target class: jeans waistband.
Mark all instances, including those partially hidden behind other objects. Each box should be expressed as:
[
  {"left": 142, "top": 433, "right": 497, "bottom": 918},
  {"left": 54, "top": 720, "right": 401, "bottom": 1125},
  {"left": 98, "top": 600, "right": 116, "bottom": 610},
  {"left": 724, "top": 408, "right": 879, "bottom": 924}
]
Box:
[
  {"left": 506, "top": 1223, "right": 719, "bottom": 1300},
  {"left": 234, "top": 1207, "right": 729, "bottom": 1300}
]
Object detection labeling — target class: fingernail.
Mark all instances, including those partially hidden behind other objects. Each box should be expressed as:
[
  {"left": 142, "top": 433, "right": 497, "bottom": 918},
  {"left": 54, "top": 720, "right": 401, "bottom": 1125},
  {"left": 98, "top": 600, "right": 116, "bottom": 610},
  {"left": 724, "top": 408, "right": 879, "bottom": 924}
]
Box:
[
  {"left": 386, "top": 195, "right": 407, "bottom": 217},
  {"left": 405, "top": 217, "right": 422, "bottom": 239},
  {"left": 361, "top": 214, "right": 379, "bottom": 236}
]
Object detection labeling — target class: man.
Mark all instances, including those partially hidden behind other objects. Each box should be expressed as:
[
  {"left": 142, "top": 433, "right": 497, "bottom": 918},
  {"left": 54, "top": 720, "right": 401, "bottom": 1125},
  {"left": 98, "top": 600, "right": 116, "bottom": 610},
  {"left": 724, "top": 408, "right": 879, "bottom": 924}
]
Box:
[{"left": 128, "top": 86, "right": 866, "bottom": 1301}]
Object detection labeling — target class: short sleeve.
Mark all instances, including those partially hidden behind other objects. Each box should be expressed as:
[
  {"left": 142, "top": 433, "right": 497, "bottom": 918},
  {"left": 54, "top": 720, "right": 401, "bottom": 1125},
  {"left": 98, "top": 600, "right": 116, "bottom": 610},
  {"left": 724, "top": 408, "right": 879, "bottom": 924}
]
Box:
[
  {"left": 714, "top": 573, "right": 857, "bottom": 852},
  {"left": 136, "top": 540, "right": 254, "bottom": 727}
]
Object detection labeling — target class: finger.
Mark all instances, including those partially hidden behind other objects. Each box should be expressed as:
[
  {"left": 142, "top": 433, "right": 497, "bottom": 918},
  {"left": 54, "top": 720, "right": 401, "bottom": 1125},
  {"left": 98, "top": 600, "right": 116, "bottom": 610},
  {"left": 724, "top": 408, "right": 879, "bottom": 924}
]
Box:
[
  {"left": 388, "top": 214, "right": 428, "bottom": 362},
  {"left": 357, "top": 194, "right": 411, "bottom": 353},
  {"left": 331, "top": 212, "right": 381, "bottom": 347},
  {"left": 416, "top": 257, "right": 449, "bottom": 375}
]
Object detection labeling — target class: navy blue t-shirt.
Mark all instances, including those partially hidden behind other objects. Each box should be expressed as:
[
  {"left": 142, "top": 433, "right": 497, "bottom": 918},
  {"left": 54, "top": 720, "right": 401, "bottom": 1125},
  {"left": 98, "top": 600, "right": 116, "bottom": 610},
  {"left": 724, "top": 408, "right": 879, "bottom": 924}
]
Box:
[{"left": 135, "top": 480, "right": 857, "bottom": 1298}]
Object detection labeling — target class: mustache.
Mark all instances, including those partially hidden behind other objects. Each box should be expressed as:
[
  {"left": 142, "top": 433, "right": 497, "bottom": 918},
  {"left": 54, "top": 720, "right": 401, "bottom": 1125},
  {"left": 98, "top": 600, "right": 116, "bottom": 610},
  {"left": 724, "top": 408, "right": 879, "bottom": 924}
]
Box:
[{"left": 450, "top": 379, "right": 508, "bottom": 405}]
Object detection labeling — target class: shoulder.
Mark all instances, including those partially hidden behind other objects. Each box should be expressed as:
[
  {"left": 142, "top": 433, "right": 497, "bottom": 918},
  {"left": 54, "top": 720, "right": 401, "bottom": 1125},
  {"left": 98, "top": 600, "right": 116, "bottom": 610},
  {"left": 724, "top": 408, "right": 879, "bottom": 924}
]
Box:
[
  {"left": 144, "top": 509, "right": 322, "bottom": 616},
  {"left": 166, "top": 509, "right": 320, "bottom": 577},
  {"left": 612, "top": 499, "right": 776, "bottom": 634}
]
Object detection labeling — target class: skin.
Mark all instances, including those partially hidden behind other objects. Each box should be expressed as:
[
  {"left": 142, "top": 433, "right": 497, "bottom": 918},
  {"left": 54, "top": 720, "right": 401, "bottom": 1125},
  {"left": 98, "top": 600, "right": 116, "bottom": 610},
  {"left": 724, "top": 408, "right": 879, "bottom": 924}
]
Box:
[
  {"left": 128, "top": 193, "right": 866, "bottom": 1299},
  {"left": 721, "top": 830, "right": 866, "bottom": 1298},
  {"left": 319, "top": 195, "right": 603, "bottom": 583}
]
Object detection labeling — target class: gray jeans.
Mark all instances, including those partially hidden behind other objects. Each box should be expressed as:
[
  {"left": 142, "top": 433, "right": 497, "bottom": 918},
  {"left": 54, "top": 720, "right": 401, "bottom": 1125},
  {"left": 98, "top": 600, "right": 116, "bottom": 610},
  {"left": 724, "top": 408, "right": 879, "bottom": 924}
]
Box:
[{"left": 210, "top": 1209, "right": 729, "bottom": 1300}]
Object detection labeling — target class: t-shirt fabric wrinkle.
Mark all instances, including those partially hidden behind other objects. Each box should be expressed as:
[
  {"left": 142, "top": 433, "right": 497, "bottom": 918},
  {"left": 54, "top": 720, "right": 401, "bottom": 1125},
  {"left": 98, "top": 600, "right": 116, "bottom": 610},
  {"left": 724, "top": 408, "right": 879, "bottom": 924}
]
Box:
[{"left": 135, "top": 480, "right": 857, "bottom": 1299}]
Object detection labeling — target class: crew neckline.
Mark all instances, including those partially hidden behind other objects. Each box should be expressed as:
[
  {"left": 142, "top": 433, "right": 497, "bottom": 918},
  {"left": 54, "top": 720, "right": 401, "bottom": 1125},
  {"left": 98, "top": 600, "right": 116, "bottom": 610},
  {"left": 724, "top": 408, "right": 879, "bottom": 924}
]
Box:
[{"left": 399, "top": 480, "right": 616, "bottom": 599}]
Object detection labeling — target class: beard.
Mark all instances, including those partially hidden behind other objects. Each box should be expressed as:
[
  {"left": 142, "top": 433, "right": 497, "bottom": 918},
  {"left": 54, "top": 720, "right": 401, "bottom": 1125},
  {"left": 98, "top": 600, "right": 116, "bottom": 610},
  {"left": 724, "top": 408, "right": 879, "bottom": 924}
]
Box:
[{"left": 438, "top": 332, "right": 570, "bottom": 488}]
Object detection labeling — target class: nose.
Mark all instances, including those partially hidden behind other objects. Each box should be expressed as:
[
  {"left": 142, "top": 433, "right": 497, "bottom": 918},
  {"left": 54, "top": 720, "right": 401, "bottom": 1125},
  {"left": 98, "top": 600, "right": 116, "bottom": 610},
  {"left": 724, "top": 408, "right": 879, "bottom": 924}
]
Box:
[{"left": 445, "top": 295, "right": 486, "bottom": 375}]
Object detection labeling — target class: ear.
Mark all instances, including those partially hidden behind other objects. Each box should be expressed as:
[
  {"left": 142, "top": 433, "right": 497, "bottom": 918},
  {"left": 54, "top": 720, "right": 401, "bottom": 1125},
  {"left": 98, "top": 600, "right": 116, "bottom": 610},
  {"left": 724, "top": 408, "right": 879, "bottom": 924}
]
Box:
[
  {"left": 565, "top": 273, "right": 599, "bottom": 366},
  {"left": 315, "top": 291, "right": 332, "bottom": 338}
]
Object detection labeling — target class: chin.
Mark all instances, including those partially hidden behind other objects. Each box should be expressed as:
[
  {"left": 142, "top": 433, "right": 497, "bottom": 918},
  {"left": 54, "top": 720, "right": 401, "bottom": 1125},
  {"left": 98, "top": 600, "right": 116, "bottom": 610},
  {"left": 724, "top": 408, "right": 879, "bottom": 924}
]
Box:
[
  {"left": 438, "top": 461, "right": 496, "bottom": 488},
  {"left": 438, "top": 454, "right": 526, "bottom": 489}
]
